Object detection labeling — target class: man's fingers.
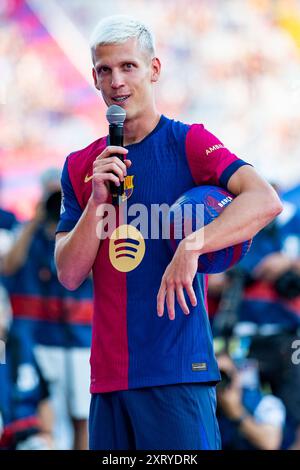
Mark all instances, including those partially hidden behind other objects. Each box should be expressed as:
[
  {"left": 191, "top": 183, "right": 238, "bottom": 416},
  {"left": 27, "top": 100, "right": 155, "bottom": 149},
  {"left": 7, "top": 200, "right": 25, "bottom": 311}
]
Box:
[
  {"left": 157, "top": 283, "right": 166, "bottom": 317},
  {"left": 185, "top": 283, "right": 197, "bottom": 307},
  {"left": 166, "top": 288, "right": 175, "bottom": 320},
  {"left": 176, "top": 286, "right": 190, "bottom": 315},
  {"left": 99, "top": 161, "right": 126, "bottom": 181},
  {"left": 96, "top": 156, "right": 127, "bottom": 173},
  {"left": 97, "top": 146, "right": 128, "bottom": 160},
  {"left": 93, "top": 172, "right": 120, "bottom": 187}
]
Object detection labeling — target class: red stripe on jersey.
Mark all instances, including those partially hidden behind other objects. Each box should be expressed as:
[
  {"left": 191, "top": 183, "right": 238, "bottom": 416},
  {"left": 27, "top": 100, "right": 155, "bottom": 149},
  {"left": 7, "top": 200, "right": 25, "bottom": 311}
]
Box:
[
  {"left": 11, "top": 295, "right": 92, "bottom": 324},
  {"left": 185, "top": 124, "right": 240, "bottom": 186},
  {"left": 90, "top": 211, "right": 128, "bottom": 393}
]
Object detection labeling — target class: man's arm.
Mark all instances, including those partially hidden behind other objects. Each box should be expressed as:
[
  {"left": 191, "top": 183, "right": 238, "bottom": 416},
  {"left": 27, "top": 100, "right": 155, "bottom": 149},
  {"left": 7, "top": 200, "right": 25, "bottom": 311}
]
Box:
[
  {"left": 2, "top": 206, "right": 43, "bottom": 276},
  {"left": 55, "top": 145, "right": 131, "bottom": 290},
  {"left": 157, "top": 166, "right": 283, "bottom": 319},
  {"left": 188, "top": 165, "right": 283, "bottom": 254},
  {"left": 238, "top": 416, "right": 282, "bottom": 450},
  {"left": 55, "top": 198, "right": 101, "bottom": 290},
  {"left": 218, "top": 387, "right": 283, "bottom": 450}
]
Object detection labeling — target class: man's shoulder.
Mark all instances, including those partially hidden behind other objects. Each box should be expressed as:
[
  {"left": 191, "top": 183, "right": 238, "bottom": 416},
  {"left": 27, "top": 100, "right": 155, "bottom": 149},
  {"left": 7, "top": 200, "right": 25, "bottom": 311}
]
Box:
[
  {"left": 164, "top": 117, "right": 208, "bottom": 156},
  {"left": 67, "top": 136, "right": 107, "bottom": 166},
  {"left": 166, "top": 117, "right": 205, "bottom": 140},
  {"left": 65, "top": 136, "right": 107, "bottom": 191}
]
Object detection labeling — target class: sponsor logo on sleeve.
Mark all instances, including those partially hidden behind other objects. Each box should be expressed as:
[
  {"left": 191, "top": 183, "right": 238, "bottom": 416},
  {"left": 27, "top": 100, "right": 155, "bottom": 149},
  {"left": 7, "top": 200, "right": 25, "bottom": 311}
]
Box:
[{"left": 206, "top": 144, "right": 224, "bottom": 156}]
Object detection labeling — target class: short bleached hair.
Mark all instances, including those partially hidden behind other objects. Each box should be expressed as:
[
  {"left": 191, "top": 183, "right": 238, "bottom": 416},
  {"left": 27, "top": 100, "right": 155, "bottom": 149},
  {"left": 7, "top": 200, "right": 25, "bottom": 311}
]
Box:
[{"left": 90, "top": 15, "right": 156, "bottom": 62}]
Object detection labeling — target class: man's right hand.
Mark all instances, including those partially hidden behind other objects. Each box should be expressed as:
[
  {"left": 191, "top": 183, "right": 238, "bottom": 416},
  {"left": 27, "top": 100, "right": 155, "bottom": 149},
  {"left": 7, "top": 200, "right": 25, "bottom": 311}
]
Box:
[{"left": 91, "top": 146, "right": 132, "bottom": 205}]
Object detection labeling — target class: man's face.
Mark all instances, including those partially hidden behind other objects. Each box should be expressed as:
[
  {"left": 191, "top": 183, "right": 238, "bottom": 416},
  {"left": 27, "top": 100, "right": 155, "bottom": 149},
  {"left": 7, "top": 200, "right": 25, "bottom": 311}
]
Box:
[{"left": 92, "top": 38, "right": 160, "bottom": 120}]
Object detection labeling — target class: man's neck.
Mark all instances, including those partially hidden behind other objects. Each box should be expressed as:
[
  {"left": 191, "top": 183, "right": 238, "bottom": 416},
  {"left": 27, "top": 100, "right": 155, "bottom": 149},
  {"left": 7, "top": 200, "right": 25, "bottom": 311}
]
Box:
[{"left": 123, "top": 110, "right": 161, "bottom": 146}]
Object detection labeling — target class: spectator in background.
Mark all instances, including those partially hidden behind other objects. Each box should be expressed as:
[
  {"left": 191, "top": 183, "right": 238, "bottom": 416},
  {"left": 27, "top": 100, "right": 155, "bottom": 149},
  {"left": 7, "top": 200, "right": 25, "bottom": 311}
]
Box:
[
  {"left": 236, "top": 191, "right": 300, "bottom": 449},
  {"left": 0, "top": 320, "right": 53, "bottom": 450},
  {"left": 0, "top": 205, "right": 53, "bottom": 449},
  {"left": 40, "top": 168, "right": 61, "bottom": 197},
  {"left": 0, "top": 205, "right": 18, "bottom": 442},
  {"left": 217, "top": 352, "right": 285, "bottom": 450},
  {"left": 2, "top": 178, "right": 93, "bottom": 450},
  {"left": 210, "top": 188, "right": 300, "bottom": 449},
  {"left": 0, "top": 206, "right": 18, "bottom": 336}
]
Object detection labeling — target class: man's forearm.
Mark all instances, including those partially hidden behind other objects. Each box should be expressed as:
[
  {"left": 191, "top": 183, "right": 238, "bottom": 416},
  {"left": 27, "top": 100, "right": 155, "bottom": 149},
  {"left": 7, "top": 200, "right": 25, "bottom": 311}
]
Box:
[
  {"left": 55, "top": 197, "right": 101, "bottom": 290},
  {"left": 239, "top": 415, "right": 281, "bottom": 450},
  {"left": 2, "top": 220, "right": 38, "bottom": 275},
  {"left": 186, "top": 189, "right": 282, "bottom": 255}
]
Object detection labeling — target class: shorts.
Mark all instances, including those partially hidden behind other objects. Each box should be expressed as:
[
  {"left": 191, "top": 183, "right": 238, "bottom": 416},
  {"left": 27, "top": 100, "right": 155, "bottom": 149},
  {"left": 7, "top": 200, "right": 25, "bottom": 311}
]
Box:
[
  {"left": 34, "top": 345, "right": 90, "bottom": 419},
  {"left": 89, "top": 382, "right": 221, "bottom": 450}
]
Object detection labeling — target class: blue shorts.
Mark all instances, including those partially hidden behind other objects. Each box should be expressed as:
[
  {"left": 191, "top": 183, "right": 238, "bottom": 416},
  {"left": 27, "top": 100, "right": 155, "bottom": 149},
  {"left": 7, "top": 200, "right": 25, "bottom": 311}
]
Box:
[{"left": 89, "top": 383, "right": 221, "bottom": 450}]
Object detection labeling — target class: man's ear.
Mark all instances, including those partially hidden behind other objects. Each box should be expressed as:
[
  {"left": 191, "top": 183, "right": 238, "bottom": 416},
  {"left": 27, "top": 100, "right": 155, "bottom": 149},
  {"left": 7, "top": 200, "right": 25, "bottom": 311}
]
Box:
[
  {"left": 151, "top": 57, "right": 161, "bottom": 83},
  {"left": 92, "top": 68, "right": 100, "bottom": 90}
]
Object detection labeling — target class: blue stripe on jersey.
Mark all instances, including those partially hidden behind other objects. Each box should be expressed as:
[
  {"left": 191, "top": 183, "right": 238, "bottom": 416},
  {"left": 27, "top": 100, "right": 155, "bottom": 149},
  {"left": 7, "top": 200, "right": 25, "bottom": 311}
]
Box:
[
  {"left": 56, "top": 156, "right": 83, "bottom": 233},
  {"left": 126, "top": 118, "right": 220, "bottom": 388}
]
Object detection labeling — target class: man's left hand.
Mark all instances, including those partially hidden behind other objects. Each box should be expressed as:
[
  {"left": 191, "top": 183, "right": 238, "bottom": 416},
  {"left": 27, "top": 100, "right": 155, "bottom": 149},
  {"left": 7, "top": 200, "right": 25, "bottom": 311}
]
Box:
[{"left": 157, "top": 239, "right": 199, "bottom": 320}]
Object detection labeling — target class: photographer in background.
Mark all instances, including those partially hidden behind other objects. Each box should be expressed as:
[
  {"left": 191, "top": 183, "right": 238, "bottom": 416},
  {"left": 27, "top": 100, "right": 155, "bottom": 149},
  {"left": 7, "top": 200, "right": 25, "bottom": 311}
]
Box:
[
  {"left": 0, "top": 207, "right": 19, "bottom": 337},
  {"left": 0, "top": 206, "right": 19, "bottom": 443},
  {"left": 0, "top": 203, "right": 52, "bottom": 450},
  {"left": 235, "top": 194, "right": 300, "bottom": 448},
  {"left": 2, "top": 180, "right": 93, "bottom": 450},
  {"left": 217, "top": 353, "right": 285, "bottom": 450},
  {"left": 209, "top": 184, "right": 300, "bottom": 448}
]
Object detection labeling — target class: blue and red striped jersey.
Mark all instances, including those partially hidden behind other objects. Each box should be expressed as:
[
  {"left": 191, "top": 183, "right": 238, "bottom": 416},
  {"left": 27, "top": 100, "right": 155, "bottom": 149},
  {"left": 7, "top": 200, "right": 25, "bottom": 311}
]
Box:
[{"left": 57, "top": 115, "right": 250, "bottom": 393}]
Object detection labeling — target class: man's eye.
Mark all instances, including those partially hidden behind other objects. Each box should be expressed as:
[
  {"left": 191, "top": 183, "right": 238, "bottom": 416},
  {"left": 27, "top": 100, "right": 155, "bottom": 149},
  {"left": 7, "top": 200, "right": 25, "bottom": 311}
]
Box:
[
  {"left": 98, "top": 67, "right": 110, "bottom": 74},
  {"left": 124, "top": 63, "right": 134, "bottom": 70}
]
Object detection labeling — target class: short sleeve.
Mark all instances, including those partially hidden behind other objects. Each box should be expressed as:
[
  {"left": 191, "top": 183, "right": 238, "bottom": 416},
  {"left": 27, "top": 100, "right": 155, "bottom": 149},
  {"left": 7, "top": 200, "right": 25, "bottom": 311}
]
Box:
[
  {"left": 185, "top": 124, "right": 252, "bottom": 190},
  {"left": 253, "top": 395, "right": 286, "bottom": 428},
  {"left": 56, "top": 157, "right": 83, "bottom": 233}
]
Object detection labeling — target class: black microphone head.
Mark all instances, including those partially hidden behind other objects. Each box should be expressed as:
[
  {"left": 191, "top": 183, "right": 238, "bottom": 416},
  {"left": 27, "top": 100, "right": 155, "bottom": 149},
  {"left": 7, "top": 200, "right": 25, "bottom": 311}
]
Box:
[{"left": 106, "top": 105, "right": 126, "bottom": 125}]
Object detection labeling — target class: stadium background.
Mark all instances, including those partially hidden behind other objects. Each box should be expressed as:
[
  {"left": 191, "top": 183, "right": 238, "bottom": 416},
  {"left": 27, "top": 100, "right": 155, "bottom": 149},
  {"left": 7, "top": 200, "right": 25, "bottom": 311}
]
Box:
[
  {"left": 1, "top": 0, "right": 300, "bottom": 451},
  {"left": 0, "top": 0, "right": 300, "bottom": 218}
]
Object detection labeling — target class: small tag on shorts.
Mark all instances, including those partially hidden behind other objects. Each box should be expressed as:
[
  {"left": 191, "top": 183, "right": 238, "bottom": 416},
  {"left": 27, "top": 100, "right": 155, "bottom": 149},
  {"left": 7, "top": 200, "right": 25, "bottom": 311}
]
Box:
[{"left": 192, "top": 362, "right": 207, "bottom": 371}]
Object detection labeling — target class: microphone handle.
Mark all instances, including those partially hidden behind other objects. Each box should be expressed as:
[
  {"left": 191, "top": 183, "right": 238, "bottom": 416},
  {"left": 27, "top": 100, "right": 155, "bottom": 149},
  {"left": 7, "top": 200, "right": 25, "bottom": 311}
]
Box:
[{"left": 108, "top": 123, "right": 124, "bottom": 204}]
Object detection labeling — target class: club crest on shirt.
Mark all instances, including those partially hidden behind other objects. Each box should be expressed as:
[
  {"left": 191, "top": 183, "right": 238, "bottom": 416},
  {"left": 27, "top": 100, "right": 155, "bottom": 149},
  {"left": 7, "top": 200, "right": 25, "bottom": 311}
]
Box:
[{"left": 121, "top": 175, "right": 134, "bottom": 202}]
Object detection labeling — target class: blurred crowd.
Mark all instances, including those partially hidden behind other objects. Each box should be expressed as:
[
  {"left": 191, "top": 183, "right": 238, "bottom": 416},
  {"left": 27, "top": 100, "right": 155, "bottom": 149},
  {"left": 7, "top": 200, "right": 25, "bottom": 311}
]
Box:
[
  {"left": 0, "top": 0, "right": 300, "bottom": 451},
  {"left": 0, "top": 170, "right": 93, "bottom": 449},
  {"left": 0, "top": 174, "right": 299, "bottom": 451},
  {"left": 208, "top": 185, "right": 300, "bottom": 449},
  {"left": 1, "top": 0, "right": 300, "bottom": 218}
]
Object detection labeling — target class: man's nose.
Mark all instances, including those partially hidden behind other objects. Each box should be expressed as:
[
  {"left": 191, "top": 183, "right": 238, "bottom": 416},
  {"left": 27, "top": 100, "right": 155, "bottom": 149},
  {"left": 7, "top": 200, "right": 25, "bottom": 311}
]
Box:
[{"left": 111, "top": 70, "right": 124, "bottom": 89}]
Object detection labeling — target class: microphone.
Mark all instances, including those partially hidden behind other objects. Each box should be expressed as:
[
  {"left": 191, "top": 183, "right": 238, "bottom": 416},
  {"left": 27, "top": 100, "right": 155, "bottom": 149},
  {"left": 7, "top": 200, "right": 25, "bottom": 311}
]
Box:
[{"left": 106, "top": 105, "right": 126, "bottom": 205}]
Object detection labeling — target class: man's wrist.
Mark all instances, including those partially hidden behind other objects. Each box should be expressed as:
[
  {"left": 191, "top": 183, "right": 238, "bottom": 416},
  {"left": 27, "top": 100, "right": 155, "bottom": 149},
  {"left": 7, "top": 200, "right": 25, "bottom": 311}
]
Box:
[
  {"left": 183, "top": 228, "right": 204, "bottom": 255},
  {"left": 231, "top": 411, "right": 249, "bottom": 427}
]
